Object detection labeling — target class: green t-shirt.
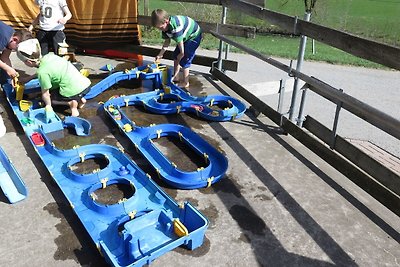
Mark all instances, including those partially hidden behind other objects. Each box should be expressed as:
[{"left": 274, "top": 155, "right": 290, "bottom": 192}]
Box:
[{"left": 37, "top": 54, "right": 91, "bottom": 97}]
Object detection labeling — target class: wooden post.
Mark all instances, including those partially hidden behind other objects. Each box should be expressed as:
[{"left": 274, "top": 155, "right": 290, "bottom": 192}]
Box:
[
  {"left": 144, "top": 0, "right": 149, "bottom": 16},
  {"left": 247, "top": 0, "right": 264, "bottom": 7}
]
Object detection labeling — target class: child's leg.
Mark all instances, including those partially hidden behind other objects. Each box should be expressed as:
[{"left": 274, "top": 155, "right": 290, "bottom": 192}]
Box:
[
  {"left": 178, "top": 34, "right": 201, "bottom": 88},
  {"left": 36, "top": 30, "right": 49, "bottom": 55},
  {"left": 181, "top": 68, "right": 190, "bottom": 88},
  {"left": 78, "top": 97, "right": 86, "bottom": 109},
  {"left": 68, "top": 100, "right": 79, "bottom": 117},
  {"left": 173, "top": 59, "right": 181, "bottom": 83},
  {"left": 52, "top": 31, "right": 66, "bottom": 55}
]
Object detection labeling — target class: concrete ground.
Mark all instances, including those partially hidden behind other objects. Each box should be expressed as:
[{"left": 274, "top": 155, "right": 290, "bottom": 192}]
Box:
[{"left": 0, "top": 51, "right": 399, "bottom": 267}]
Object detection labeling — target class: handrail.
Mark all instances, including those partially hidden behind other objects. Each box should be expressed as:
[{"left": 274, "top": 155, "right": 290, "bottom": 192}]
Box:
[
  {"left": 209, "top": 30, "right": 400, "bottom": 140},
  {"left": 138, "top": 15, "right": 256, "bottom": 38}
]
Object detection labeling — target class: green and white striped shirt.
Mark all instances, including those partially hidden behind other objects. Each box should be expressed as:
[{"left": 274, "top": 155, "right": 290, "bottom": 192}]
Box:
[{"left": 162, "top": 15, "right": 201, "bottom": 43}]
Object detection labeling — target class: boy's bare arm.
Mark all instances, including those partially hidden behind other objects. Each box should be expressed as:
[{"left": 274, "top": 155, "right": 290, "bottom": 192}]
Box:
[
  {"left": 155, "top": 39, "right": 171, "bottom": 61},
  {"left": 28, "top": 14, "right": 40, "bottom": 31},
  {"left": 42, "top": 89, "right": 52, "bottom": 107},
  {"left": 59, "top": 5, "right": 72, "bottom": 24},
  {"left": 176, "top": 41, "right": 184, "bottom": 61},
  {"left": 0, "top": 50, "right": 17, "bottom": 77}
]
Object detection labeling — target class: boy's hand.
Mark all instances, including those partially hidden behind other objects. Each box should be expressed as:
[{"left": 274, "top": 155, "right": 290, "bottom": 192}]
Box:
[
  {"left": 58, "top": 17, "right": 67, "bottom": 24},
  {"left": 155, "top": 55, "right": 163, "bottom": 62},
  {"left": 45, "top": 106, "right": 56, "bottom": 123},
  {"left": 5, "top": 65, "right": 18, "bottom": 79},
  {"left": 9, "top": 71, "right": 19, "bottom": 87}
]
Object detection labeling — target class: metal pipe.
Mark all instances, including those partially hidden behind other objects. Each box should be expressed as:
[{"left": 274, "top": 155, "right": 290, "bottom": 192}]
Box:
[
  {"left": 312, "top": 39, "right": 315, "bottom": 54},
  {"left": 330, "top": 89, "right": 343, "bottom": 148},
  {"left": 224, "top": 43, "right": 230, "bottom": 60},
  {"left": 288, "top": 11, "right": 311, "bottom": 121},
  {"left": 296, "top": 85, "right": 307, "bottom": 127},
  {"left": 277, "top": 79, "right": 285, "bottom": 114},
  {"left": 217, "top": 6, "right": 228, "bottom": 70}
]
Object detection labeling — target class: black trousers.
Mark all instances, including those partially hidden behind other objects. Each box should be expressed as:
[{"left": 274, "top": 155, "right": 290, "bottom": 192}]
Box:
[{"left": 36, "top": 29, "right": 66, "bottom": 56}]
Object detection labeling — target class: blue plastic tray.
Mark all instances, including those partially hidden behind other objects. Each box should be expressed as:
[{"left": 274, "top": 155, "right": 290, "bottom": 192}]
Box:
[{"left": 0, "top": 146, "right": 27, "bottom": 204}]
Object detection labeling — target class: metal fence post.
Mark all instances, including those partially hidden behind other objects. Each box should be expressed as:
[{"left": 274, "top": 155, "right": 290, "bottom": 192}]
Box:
[
  {"left": 277, "top": 79, "right": 285, "bottom": 114},
  {"left": 288, "top": 11, "right": 311, "bottom": 121},
  {"left": 296, "top": 83, "right": 308, "bottom": 127},
  {"left": 217, "top": 6, "right": 228, "bottom": 71},
  {"left": 330, "top": 89, "right": 343, "bottom": 149}
]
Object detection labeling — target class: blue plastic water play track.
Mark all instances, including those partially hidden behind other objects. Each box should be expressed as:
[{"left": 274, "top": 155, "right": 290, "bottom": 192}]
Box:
[
  {"left": 2, "top": 62, "right": 246, "bottom": 265},
  {"left": 20, "top": 63, "right": 246, "bottom": 188},
  {"left": 2, "top": 81, "right": 208, "bottom": 266},
  {"left": 86, "top": 63, "right": 246, "bottom": 122},
  {"left": 104, "top": 91, "right": 230, "bottom": 189},
  {"left": 22, "top": 63, "right": 247, "bottom": 122}
]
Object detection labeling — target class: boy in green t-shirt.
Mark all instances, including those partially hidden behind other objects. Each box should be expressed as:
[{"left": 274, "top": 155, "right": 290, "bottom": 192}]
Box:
[{"left": 16, "top": 38, "right": 90, "bottom": 117}]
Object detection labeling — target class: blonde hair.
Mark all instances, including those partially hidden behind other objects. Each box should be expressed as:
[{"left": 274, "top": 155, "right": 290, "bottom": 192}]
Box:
[{"left": 151, "top": 9, "right": 169, "bottom": 27}]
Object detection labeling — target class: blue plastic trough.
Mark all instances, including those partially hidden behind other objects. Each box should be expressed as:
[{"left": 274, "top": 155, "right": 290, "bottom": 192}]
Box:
[
  {"left": 0, "top": 146, "right": 27, "bottom": 204},
  {"left": 63, "top": 116, "right": 91, "bottom": 136},
  {"left": 104, "top": 94, "right": 230, "bottom": 189}
]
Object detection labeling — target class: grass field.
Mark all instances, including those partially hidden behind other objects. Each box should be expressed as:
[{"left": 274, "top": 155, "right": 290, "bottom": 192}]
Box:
[{"left": 139, "top": 0, "right": 400, "bottom": 68}]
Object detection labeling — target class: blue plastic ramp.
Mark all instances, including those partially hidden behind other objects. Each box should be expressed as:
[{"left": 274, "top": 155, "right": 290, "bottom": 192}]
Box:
[
  {"left": 0, "top": 146, "right": 27, "bottom": 203},
  {"left": 85, "top": 63, "right": 164, "bottom": 99},
  {"left": 63, "top": 116, "right": 91, "bottom": 136}
]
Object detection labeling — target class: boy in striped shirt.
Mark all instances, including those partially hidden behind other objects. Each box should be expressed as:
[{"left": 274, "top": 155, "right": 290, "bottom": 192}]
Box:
[{"left": 151, "top": 9, "right": 202, "bottom": 89}]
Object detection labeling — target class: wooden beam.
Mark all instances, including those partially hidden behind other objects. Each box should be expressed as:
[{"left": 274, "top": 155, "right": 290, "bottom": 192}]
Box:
[
  {"left": 285, "top": 116, "right": 400, "bottom": 218},
  {"left": 221, "top": 0, "right": 400, "bottom": 70},
  {"left": 167, "top": 0, "right": 264, "bottom": 6},
  {"left": 297, "top": 21, "right": 400, "bottom": 71},
  {"left": 200, "top": 21, "right": 256, "bottom": 38},
  {"left": 305, "top": 78, "right": 400, "bottom": 141},
  {"left": 138, "top": 15, "right": 256, "bottom": 38},
  {"left": 303, "top": 115, "right": 400, "bottom": 196},
  {"left": 166, "top": 0, "right": 221, "bottom": 5},
  {"left": 131, "top": 45, "right": 238, "bottom": 71}
]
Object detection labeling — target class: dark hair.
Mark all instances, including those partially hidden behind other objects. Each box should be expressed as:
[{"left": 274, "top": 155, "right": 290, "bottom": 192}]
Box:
[
  {"left": 14, "top": 29, "right": 33, "bottom": 42},
  {"left": 151, "top": 9, "right": 169, "bottom": 27}
]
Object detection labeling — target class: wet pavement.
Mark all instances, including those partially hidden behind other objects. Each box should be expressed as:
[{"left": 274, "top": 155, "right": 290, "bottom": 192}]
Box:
[{"left": 0, "top": 52, "right": 399, "bottom": 267}]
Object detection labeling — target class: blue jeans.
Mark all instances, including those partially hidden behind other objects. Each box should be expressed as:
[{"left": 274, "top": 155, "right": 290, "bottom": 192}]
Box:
[{"left": 173, "top": 33, "right": 202, "bottom": 68}]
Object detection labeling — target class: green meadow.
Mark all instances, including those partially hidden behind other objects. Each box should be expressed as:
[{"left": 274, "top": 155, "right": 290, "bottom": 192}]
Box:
[{"left": 139, "top": 0, "right": 400, "bottom": 68}]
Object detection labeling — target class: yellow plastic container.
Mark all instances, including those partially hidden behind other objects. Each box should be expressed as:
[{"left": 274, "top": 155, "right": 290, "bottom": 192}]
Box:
[
  {"left": 123, "top": 124, "right": 132, "bottom": 132},
  {"left": 161, "top": 66, "right": 169, "bottom": 85},
  {"left": 80, "top": 68, "right": 90, "bottom": 77},
  {"left": 173, "top": 218, "right": 189, "bottom": 237},
  {"left": 19, "top": 100, "right": 32, "bottom": 112},
  {"left": 15, "top": 84, "right": 25, "bottom": 101}
]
